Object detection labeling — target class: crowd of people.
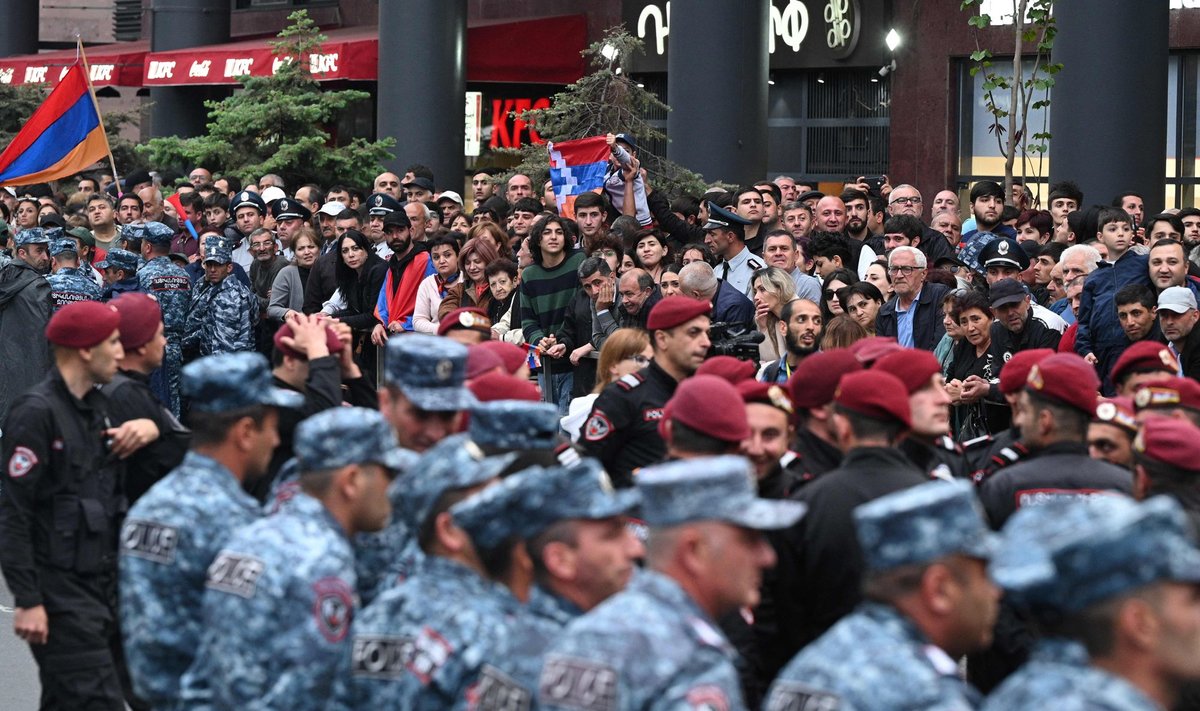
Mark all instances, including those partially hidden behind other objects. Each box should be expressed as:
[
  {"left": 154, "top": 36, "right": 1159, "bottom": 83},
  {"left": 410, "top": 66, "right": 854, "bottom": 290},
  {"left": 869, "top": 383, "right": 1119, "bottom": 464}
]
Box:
[{"left": 2, "top": 133, "right": 1200, "bottom": 710}]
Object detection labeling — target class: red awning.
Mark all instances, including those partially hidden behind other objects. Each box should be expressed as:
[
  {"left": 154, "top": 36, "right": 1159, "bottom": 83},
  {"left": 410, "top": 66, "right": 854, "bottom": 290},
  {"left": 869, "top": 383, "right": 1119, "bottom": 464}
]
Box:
[
  {"left": 141, "top": 15, "right": 587, "bottom": 87},
  {"left": 0, "top": 40, "right": 149, "bottom": 87}
]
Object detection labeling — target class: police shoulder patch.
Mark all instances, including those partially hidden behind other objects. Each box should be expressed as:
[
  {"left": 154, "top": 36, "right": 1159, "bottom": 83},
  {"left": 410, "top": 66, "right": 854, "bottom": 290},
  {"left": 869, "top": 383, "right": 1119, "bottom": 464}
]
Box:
[
  {"left": 539, "top": 656, "right": 618, "bottom": 711},
  {"left": 7, "top": 446, "right": 38, "bottom": 478},
  {"left": 120, "top": 519, "right": 180, "bottom": 565},
  {"left": 764, "top": 681, "right": 843, "bottom": 711},
  {"left": 584, "top": 412, "right": 613, "bottom": 442},
  {"left": 313, "top": 576, "right": 354, "bottom": 643},
  {"left": 351, "top": 634, "right": 413, "bottom": 679},
  {"left": 686, "top": 685, "right": 731, "bottom": 711},
  {"left": 469, "top": 664, "right": 533, "bottom": 711},
  {"left": 617, "top": 373, "right": 643, "bottom": 390},
  {"left": 205, "top": 551, "right": 266, "bottom": 598}
]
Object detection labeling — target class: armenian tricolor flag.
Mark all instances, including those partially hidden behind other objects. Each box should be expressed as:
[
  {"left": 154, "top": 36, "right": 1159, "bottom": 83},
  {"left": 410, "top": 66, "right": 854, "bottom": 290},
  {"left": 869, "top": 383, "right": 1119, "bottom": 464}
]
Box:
[
  {"left": 547, "top": 135, "right": 610, "bottom": 219},
  {"left": 0, "top": 60, "right": 111, "bottom": 187}
]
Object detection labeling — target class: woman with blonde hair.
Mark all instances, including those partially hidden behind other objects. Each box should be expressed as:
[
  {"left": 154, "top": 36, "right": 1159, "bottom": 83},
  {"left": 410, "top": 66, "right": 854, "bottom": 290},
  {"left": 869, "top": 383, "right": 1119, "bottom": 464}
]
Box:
[
  {"left": 561, "top": 328, "right": 653, "bottom": 442},
  {"left": 438, "top": 236, "right": 501, "bottom": 320},
  {"left": 752, "top": 266, "right": 797, "bottom": 364}
]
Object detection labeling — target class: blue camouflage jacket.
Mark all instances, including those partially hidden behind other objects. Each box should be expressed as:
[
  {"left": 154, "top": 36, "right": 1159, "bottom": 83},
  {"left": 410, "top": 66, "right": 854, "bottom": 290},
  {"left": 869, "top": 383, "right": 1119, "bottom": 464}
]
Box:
[{"left": 183, "top": 274, "right": 257, "bottom": 355}]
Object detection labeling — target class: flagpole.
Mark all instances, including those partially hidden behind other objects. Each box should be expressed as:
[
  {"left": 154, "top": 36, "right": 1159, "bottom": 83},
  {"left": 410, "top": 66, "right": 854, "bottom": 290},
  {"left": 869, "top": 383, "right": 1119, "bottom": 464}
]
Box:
[{"left": 76, "top": 37, "right": 121, "bottom": 189}]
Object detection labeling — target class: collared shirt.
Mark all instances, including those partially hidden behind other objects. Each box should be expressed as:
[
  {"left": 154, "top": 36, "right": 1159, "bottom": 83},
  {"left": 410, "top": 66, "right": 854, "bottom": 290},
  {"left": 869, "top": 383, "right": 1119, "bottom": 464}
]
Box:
[
  {"left": 896, "top": 290, "right": 921, "bottom": 348},
  {"left": 719, "top": 245, "right": 763, "bottom": 297}
]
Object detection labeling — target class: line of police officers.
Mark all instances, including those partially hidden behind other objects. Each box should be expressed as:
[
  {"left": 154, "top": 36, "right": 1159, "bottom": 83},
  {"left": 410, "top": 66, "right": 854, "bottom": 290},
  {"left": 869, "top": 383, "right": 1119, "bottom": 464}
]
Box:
[{"left": 4, "top": 294, "right": 1200, "bottom": 710}]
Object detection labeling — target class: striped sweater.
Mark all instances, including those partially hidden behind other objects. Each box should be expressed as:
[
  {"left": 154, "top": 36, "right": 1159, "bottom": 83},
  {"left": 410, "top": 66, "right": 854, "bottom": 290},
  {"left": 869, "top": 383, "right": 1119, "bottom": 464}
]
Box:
[{"left": 520, "top": 250, "right": 585, "bottom": 345}]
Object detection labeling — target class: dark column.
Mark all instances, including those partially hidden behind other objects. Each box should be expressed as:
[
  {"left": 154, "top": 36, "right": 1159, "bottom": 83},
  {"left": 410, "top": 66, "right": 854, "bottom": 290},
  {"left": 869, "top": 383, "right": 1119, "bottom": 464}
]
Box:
[
  {"left": 148, "top": 0, "right": 231, "bottom": 139},
  {"left": 666, "top": 0, "right": 769, "bottom": 185},
  {"left": 0, "top": 0, "right": 38, "bottom": 57},
  {"left": 377, "top": 0, "right": 465, "bottom": 190},
  {"left": 1050, "top": 0, "right": 1168, "bottom": 209}
]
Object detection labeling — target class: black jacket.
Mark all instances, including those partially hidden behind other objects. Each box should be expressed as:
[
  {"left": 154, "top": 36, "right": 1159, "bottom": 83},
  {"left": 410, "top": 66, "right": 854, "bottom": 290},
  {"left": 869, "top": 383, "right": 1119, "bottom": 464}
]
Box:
[
  {"left": 0, "top": 259, "right": 52, "bottom": 425},
  {"left": 1179, "top": 324, "right": 1200, "bottom": 381},
  {"left": 302, "top": 251, "right": 339, "bottom": 314},
  {"left": 749, "top": 446, "right": 929, "bottom": 690},
  {"left": 876, "top": 282, "right": 951, "bottom": 351},
  {"left": 103, "top": 370, "right": 189, "bottom": 504},
  {"left": 579, "top": 360, "right": 679, "bottom": 487}
]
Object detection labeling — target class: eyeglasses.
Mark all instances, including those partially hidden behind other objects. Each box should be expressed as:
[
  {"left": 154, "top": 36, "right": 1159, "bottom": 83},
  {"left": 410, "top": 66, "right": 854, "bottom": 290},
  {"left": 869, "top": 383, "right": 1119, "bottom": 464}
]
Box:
[
  {"left": 890, "top": 196, "right": 922, "bottom": 206},
  {"left": 626, "top": 355, "right": 650, "bottom": 365},
  {"left": 888, "top": 265, "right": 924, "bottom": 275}
]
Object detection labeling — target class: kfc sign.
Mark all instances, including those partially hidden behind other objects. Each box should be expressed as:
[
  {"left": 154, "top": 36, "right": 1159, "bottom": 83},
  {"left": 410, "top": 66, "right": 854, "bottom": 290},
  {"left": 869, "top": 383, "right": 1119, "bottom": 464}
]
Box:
[{"left": 488, "top": 97, "right": 551, "bottom": 149}]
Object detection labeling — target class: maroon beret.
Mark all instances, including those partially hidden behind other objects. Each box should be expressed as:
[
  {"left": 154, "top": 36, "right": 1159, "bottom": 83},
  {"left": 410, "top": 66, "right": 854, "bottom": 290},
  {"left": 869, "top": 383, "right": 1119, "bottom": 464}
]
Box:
[
  {"left": 834, "top": 370, "right": 913, "bottom": 428},
  {"left": 474, "top": 340, "right": 528, "bottom": 375},
  {"left": 110, "top": 293, "right": 162, "bottom": 350},
  {"left": 438, "top": 307, "right": 492, "bottom": 337},
  {"left": 1110, "top": 341, "right": 1179, "bottom": 386},
  {"left": 998, "top": 348, "right": 1056, "bottom": 395},
  {"left": 696, "top": 355, "right": 757, "bottom": 384},
  {"left": 789, "top": 349, "right": 863, "bottom": 411},
  {"left": 273, "top": 322, "right": 344, "bottom": 361},
  {"left": 737, "top": 380, "right": 794, "bottom": 415},
  {"left": 646, "top": 295, "right": 712, "bottom": 331},
  {"left": 1135, "top": 417, "right": 1200, "bottom": 470},
  {"left": 1133, "top": 376, "right": 1200, "bottom": 413},
  {"left": 873, "top": 349, "right": 941, "bottom": 395},
  {"left": 848, "top": 336, "right": 903, "bottom": 366},
  {"left": 466, "top": 347, "right": 504, "bottom": 380},
  {"left": 1093, "top": 397, "right": 1137, "bottom": 434},
  {"left": 1025, "top": 353, "right": 1100, "bottom": 414},
  {"left": 467, "top": 371, "right": 540, "bottom": 402},
  {"left": 667, "top": 375, "right": 750, "bottom": 442},
  {"left": 45, "top": 301, "right": 120, "bottom": 349}
]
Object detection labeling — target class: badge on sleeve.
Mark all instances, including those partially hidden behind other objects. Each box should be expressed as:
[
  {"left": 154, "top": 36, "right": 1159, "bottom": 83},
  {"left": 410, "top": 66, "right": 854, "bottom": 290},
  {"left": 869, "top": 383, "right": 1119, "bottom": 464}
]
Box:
[
  {"left": 584, "top": 412, "right": 612, "bottom": 441},
  {"left": 686, "top": 686, "right": 730, "bottom": 711},
  {"left": 7, "top": 446, "right": 37, "bottom": 478},
  {"left": 539, "top": 656, "right": 618, "bottom": 711},
  {"left": 764, "top": 682, "right": 842, "bottom": 711},
  {"left": 468, "top": 664, "right": 533, "bottom": 711},
  {"left": 313, "top": 576, "right": 354, "bottom": 643}
]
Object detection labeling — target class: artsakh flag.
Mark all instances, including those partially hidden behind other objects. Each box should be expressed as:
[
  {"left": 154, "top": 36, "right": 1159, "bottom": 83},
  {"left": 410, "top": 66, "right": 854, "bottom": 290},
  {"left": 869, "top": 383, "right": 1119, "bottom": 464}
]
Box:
[
  {"left": 0, "top": 62, "right": 111, "bottom": 187},
  {"left": 547, "top": 135, "right": 610, "bottom": 219},
  {"left": 522, "top": 342, "right": 542, "bottom": 371}
]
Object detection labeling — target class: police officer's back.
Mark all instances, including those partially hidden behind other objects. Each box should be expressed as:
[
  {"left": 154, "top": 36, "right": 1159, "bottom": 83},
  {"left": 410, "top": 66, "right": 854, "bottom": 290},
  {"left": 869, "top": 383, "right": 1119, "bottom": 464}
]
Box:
[
  {"left": 136, "top": 221, "right": 192, "bottom": 416},
  {"left": 45, "top": 235, "right": 101, "bottom": 310}
]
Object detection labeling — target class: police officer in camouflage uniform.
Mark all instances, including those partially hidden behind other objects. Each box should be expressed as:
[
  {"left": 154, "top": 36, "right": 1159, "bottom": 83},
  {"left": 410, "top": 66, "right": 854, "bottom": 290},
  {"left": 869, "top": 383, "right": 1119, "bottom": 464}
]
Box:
[
  {"left": 181, "top": 408, "right": 412, "bottom": 709},
  {"left": 182, "top": 235, "right": 257, "bottom": 358},
  {"left": 463, "top": 459, "right": 642, "bottom": 708},
  {"left": 340, "top": 437, "right": 516, "bottom": 709},
  {"left": 539, "top": 455, "right": 804, "bottom": 711},
  {"left": 984, "top": 495, "right": 1200, "bottom": 710},
  {"left": 119, "top": 353, "right": 300, "bottom": 709},
  {"left": 98, "top": 248, "right": 142, "bottom": 301},
  {"left": 46, "top": 235, "right": 102, "bottom": 310},
  {"left": 765, "top": 480, "right": 1001, "bottom": 711},
  {"left": 137, "top": 221, "right": 192, "bottom": 417}
]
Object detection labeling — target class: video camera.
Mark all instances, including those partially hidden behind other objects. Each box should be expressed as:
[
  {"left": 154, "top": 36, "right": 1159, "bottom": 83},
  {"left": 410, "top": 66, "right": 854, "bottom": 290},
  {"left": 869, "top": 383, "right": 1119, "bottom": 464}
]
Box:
[{"left": 706, "top": 322, "right": 765, "bottom": 362}]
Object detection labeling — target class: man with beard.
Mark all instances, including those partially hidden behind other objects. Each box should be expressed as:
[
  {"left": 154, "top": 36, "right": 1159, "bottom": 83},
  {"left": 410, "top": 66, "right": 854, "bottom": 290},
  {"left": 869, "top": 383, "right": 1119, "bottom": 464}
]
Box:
[
  {"left": 363, "top": 193, "right": 404, "bottom": 259},
  {"left": 815, "top": 194, "right": 876, "bottom": 273},
  {"left": 760, "top": 298, "right": 821, "bottom": 384},
  {"left": 1158, "top": 286, "right": 1200, "bottom": 379},
  {"left": 0, "top": 228, "right": 53, "bottom": 423},
  {"left": 471, "top": 168, "right": 498, "bottom": 208},
  {"left": 843, "top": 189, "right": 883, "bottom": 253},
  {"left": 959, "top": 181, "right": 1018, "bottom": 272},
  {"left": 372, "top": 211, "right": 434, "bottom": 341}
]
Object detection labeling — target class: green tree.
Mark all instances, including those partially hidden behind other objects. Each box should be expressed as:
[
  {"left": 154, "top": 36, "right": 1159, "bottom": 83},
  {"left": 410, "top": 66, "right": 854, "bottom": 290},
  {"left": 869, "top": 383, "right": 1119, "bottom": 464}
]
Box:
[
  {"left": 0, "top": 83, "right": 49, "bottom": 147},
  {"left": 138, "top": 10, "right": 393, "bottom": 188},
  {"left": 502, "top": 27, "right": 707, "bottom": 200},
  {"left": 962, "top": 0, "right": 1060, "bottom": 197}
]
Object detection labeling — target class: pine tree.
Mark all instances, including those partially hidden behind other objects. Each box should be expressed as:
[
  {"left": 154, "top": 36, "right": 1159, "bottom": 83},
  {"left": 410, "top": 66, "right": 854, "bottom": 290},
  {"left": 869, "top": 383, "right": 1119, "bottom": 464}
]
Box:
[
  {"left": 502, "top": 28, "right": 708, "bottom": 199},
  {"left": 138, "top": 10, "right": 393, "bottom": 188}
]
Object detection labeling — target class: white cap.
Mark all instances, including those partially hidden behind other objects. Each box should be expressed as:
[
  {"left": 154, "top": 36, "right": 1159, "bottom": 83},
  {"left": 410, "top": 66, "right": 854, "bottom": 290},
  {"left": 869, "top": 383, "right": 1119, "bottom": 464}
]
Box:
[
  {"left": 1158, "top": 286, "right": 1198, "bottom": 314},
  {"left": 317, "top": 201, "right": 345, "bottom": 217},
  {"left": 260, "top": 186, "right": 286, "bottom": 204},
  {"left": 437, "top": 190, "right": 464, "bottom": 206}
]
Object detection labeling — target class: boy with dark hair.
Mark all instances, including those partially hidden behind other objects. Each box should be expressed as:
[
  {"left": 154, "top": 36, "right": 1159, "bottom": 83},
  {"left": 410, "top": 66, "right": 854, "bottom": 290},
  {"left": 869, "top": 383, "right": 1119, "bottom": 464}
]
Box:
[
  {"left": 1047, "top": 180, "right": 1083, "bottom": 227},
  {"left": 807, "top": 231, "right": 854, "bottom": 278}
]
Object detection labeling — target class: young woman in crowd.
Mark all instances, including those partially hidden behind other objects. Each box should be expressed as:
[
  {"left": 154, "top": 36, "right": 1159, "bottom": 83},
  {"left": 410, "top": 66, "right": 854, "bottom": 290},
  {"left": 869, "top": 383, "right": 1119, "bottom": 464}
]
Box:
[
  {"left": 820, "top": 267, "right": 858, "bottom": 323},
  {"left": 631, "top": 229, "right": 671, "bottom": 284},
  {"left": 439, "top": 236, "right": 501, "bottom": 320},
  {"left": 329, "top": 229, "right": 387, "bottom": 373},
  {"left": 839, "top": 281, "right": 885, "bottom": 336},
  {"left": 863, "top": 258, "right": 893, "bottom": 300},
  {"left": 751, "top": 266, "right": 797, "bottom": 364}
]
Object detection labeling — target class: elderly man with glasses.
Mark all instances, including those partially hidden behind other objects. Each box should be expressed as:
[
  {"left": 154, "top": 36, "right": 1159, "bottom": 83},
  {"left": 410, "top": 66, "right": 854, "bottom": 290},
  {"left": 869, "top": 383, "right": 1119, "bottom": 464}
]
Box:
[{"left": 875, "top": 246, "right": 952, "bottom": 350}]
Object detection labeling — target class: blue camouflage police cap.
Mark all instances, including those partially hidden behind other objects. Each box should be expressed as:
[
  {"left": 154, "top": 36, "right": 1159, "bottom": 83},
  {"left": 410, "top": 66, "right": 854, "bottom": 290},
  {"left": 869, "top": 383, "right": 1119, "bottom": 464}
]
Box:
[
  {"left": 182, "top": 352, "right": 304, "bottom": 413},
  {"left": 97, "top": 248, "right": 139, "bottom": 273},
  {"left": 231, "top": 190, "right": 266, "bottom": 214},
  {"left": 142, "top": 221, "right": 175, "bottom": 246},
  {"left": 636, "top": 455, "right": 806, "bottom": 530},
  {"left": 450, "top": 459, "right": 640, "bottom": 549},
  {"left": 48, "top": 237, "right": 79, "bottom": 257},
  {"left": 13, "top": 227, "right": 50, "bottom": 247},
  {"left": 854, "top": 480, "right": 999, "bottom": 573},
  {"left": 702, "top": 201, "right": 753, "bottom": 231},
  {"left": 384, "top": 334, "right": 474, "bottom": 412},
  {"left": 469, "top": 400, "right": 562, "bottom": 450},
  {"left": 395, "top": 432, "right": 517, "bottom": 531},
  {"left": 990, "top": 495, "right": 1136, "bottom": 611},
  {"left": 203, "top": 235, "right": 232, "bottom": 265},
  {"left": 121, "top": 222, "right": 148, "bottom": 243},
  {"left": 1045, "top": 496, "right": 1200, "bottom": 613},
  {"left": 294, "top": 407, "right": 417, "bottom": 474}
]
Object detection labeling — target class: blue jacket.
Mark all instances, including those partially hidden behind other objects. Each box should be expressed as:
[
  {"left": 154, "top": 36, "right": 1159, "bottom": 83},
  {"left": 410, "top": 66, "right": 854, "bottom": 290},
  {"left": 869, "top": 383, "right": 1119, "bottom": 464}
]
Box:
[
  {"left": 1074, "top": 251, "right": 1151, "bottom": 390},
  {"left": 711, "top": 280, "right": 754, "bottom": 327}
]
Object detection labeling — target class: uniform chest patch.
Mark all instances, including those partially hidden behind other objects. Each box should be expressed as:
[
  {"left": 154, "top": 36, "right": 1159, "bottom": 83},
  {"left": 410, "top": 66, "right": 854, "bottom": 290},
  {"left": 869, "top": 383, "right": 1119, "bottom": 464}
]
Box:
[
  {"left": 205, "top": 551, "right": 266, "bottom": 598},
  {"left": 7, "top": 446, "right": 37, "bottom": 478},
  {"left": 469, "top": 664, "right": 532, "bottom": 711},
  {"left": 642, "top": 408, "right": 663, "bottom": 422},
  {"left": 1015, "top": 488, "right": 1109, "bottom": 509},
  {"left": 351, "top": 634, "right": 414, "bottom": 679},
  {"left": 584, "top": 413, "right": 612, "bottom": 442},
  {"left": 764, "top": 681, "right": 843, "bottom": 711},
  {"left": 120, "top": 520, "right": 179, "bottom": 564},
  {"left": 686, "top": 685, "right": 730, "bottom": 711},
  {"left": 539, "top": 656, "right": 618, "bottom": 711},
  {"left": 313, "top": 576, "right": 354, "bottom": 643}
]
